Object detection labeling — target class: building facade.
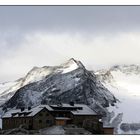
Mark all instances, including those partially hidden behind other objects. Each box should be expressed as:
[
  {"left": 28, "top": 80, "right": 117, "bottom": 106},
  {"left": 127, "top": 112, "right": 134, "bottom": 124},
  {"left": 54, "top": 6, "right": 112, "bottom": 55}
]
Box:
[
  {"left": 2, "top": 106, "right": 55, "bottom": 130},
  {"left": 2, "top": 103, "right": 114, "bottom": 134}
]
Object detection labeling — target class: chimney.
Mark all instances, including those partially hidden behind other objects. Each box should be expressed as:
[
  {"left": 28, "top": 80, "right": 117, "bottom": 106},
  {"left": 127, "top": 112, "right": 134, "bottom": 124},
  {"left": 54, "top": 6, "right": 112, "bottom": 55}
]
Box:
[
  {"left": 57, "top": 102, "right": 62, "bottom": 107},
  {"left": 28, "top": 107, "right": 31, "bottom": 110},
  {"left": 21, "top": 107, "right": 25, "bottom": 112},
  {"left": 69, "top": 101, "right": 74, "bottom": 106}
]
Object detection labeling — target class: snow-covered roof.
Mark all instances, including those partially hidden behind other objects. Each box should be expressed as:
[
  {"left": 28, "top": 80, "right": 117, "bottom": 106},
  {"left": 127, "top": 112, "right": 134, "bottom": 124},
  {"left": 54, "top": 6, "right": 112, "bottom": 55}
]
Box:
[
  {"left": 2, "top": 103, "right": 97, "bottom": 118},
  {"left": 55, "top": 117, "right": 71, "bottom": 120},
  {"left": 51, "top": 103, "right": 97, "bottom": 115},
  {"left": 2, "top": 105, "right": 53, "bottom": 118},
  {"left": 2, "top": 108, "right": 21, "bottom": 118},
  {"left": 51, "top": 103, "right": 79, "bottom": 108},
  {"left": 71, "top": 104, "right": 97, "bottom": 115},
  {"left": 27, "top": 105, "right": 53, "bottom": 117}
]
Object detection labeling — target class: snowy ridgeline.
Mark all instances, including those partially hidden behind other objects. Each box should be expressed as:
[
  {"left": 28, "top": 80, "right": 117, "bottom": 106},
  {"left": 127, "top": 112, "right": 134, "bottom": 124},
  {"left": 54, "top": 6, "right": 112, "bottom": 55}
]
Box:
[
  {"left": 0, "top": 59, "right": 81, "bottom": 105},
  {"left": 96, "top": 65, "right": 140, "bottom": 134}
]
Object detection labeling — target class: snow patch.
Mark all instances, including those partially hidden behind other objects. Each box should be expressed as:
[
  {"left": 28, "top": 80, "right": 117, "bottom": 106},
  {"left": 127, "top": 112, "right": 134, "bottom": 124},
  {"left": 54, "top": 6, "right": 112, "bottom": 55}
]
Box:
[
  {"left": 0, "top": 81, "right": 18, "bottom": 95},
  {"left": 39, "top": 126, "right": 65, "bottom": 135},
  {"left": 22, "top": 67, "right": 53, "bottom": 86},
  {"left": 62, "top": 62, "right": 78, "bottom": 74},
  {"left": 98, "top": 66, "right": 140, "bottom": 134}
]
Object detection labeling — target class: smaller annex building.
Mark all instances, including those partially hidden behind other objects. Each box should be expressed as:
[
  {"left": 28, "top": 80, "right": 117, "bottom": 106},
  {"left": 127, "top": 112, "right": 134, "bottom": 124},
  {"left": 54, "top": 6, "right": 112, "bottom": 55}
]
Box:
[{"left": 1, "top": 103, "right": 114, "bottom": 134}]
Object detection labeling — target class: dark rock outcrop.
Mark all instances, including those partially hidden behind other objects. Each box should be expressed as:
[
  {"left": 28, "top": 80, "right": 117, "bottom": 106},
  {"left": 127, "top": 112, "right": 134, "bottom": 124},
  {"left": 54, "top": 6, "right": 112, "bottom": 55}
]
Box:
[{"left": 2, "top": 59, "right": 117, "bottom": 115}]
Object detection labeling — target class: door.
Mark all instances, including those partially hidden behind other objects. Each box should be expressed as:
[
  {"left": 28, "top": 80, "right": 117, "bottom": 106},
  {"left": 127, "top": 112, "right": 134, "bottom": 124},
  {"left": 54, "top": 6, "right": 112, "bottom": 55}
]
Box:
[{"left": 55, "top": 120, "right": 66, "bottom": 125}]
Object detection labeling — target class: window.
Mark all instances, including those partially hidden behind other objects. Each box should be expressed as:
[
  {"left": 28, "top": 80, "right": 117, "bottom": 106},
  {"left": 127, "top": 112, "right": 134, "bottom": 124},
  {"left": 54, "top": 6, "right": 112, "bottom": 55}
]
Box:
[
  {"left": 56, "top": 114, "right": 60, "bottom": 117},
  {"left": 46, "top": 113, "right": 49, "bottom": 117},
  {"left": 39, "top": 120, "right": 42, "bottom": 123},
  {"left": 63, "top": 114, "right": 66, "bottom": 117},
  {"left": 6, "top": 120, "right": 8, "bottom": 123},
  {"left": 46, "top": 120, "right": 52, "bottom": 124},
  {"left": 46, "top": 120, "right": 52, "bottom": 125},
  {"left": 29, "top": 120, "right": 32, "bottom": 124},
  {"left": 46, "top": 120, "right": 49, "bottom": 124},
  {"left": 39, "top": 113, "right": 43, "bottom": 116}
]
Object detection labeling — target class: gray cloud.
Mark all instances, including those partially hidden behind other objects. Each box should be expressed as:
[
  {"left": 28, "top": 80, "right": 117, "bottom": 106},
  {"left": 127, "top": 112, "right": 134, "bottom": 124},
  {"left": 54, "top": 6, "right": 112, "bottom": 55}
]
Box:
[
  {"left": 0, "top": 6, "right": 140, "bottom": 33},
  {"left": 1, "top": 31, "right": 140, "bottom": 82},
  {"left": 1, "top": 6, "right": 140, "bottom": 82}
]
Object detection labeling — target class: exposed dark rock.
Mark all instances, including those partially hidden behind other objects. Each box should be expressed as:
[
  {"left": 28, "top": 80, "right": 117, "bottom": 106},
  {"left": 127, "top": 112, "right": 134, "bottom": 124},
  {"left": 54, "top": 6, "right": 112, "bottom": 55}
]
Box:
[
  {"left": 2, "top": 59, "right": 117, "bottom": 116},
  {"left": 120, "top": 123, "right": 140, "bottom": 132}
]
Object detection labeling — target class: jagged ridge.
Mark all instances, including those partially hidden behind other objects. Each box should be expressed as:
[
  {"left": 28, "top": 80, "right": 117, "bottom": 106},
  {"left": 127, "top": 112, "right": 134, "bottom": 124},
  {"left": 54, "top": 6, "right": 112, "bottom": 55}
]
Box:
[{"left": 2, "top": 59, "right": 116, "bottom": 115}]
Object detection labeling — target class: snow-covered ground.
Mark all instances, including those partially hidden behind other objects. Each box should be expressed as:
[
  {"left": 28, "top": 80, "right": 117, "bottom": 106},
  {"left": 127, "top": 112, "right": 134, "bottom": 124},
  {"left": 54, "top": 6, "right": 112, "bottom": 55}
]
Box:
[
  {"left": 21, "top": 67, "right": 55, "bottom": 86},
  {"left": 0, "top": 81, "right": 18, "bottom": 94},
  {"left": 99, "top": 68, "right": 140, "bottom": 134},
  {"left": 39, "top": 126, "right": 65, "bottom": 135},
  {"left": 62, "top": 61, "right": 78, "bottom": 74}
]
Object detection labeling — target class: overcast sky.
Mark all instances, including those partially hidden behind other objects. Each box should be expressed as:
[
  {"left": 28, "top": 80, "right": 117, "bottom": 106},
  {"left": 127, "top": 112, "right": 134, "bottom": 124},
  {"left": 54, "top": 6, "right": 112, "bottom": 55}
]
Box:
[{"left": 1, "top": 6, "right": 140, "bottom": 82}]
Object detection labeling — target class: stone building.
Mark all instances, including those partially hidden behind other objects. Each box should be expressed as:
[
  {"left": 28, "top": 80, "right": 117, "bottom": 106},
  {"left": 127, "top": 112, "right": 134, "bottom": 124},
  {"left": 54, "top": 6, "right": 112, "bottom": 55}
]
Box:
[
  {"left": 1, "top": 103, "right": 114, "bottom": 134},
  {"left": 2, "top": 105, "right": 55, "bottom": 130}
]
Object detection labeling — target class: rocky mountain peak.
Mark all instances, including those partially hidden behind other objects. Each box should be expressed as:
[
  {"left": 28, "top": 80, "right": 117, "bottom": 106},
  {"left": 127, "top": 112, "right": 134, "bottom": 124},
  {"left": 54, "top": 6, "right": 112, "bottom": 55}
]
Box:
[
  {"left": 110, "top": 64, "right": 140, "bottom": 73},
  {"left": 61, "top": 58, "right": 85, "bottom": 69},
  {"left": 2, "top": 59, "right": 116, "bottom": 115}
]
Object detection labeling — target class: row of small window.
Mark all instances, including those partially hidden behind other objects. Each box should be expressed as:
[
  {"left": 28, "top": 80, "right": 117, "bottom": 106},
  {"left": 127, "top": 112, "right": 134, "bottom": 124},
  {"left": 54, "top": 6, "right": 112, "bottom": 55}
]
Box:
[
  {"left": 4, "top": 119, "right": 32, "bottom": 124},
  {"left": 39, "top": 113, "right": 49, "bottom": 117},
  {"left": 39, "top": 120, "right": 52, "bottom": 124},
  {"left": 56, "top": 114, "right": 66, "bottom": 117}
]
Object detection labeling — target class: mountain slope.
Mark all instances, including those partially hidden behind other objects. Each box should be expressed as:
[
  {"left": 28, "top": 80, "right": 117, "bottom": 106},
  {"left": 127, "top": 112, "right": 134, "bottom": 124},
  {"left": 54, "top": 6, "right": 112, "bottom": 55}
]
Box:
[
  {"left": 0, "top": 59, "right": 76, "bottom": 105},
  {"left": 2, "top": 59, "right": 116, "bottom": 116},
  {"left": 0, "top": 81, "right": 19, "bottom": 104},
  {"left": 96, "top": 65, "right": 140, "bottom": 134},
  {"left": 0, "top": 66, "right": 56, "bottom": 105}
]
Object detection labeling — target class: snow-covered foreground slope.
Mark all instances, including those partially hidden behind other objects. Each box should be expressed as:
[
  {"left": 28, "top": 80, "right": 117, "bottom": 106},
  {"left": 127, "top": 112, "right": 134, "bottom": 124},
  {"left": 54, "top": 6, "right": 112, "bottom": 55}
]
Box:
[{"left": 96, "top": 65, "right": 140, "bottom": 134}]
